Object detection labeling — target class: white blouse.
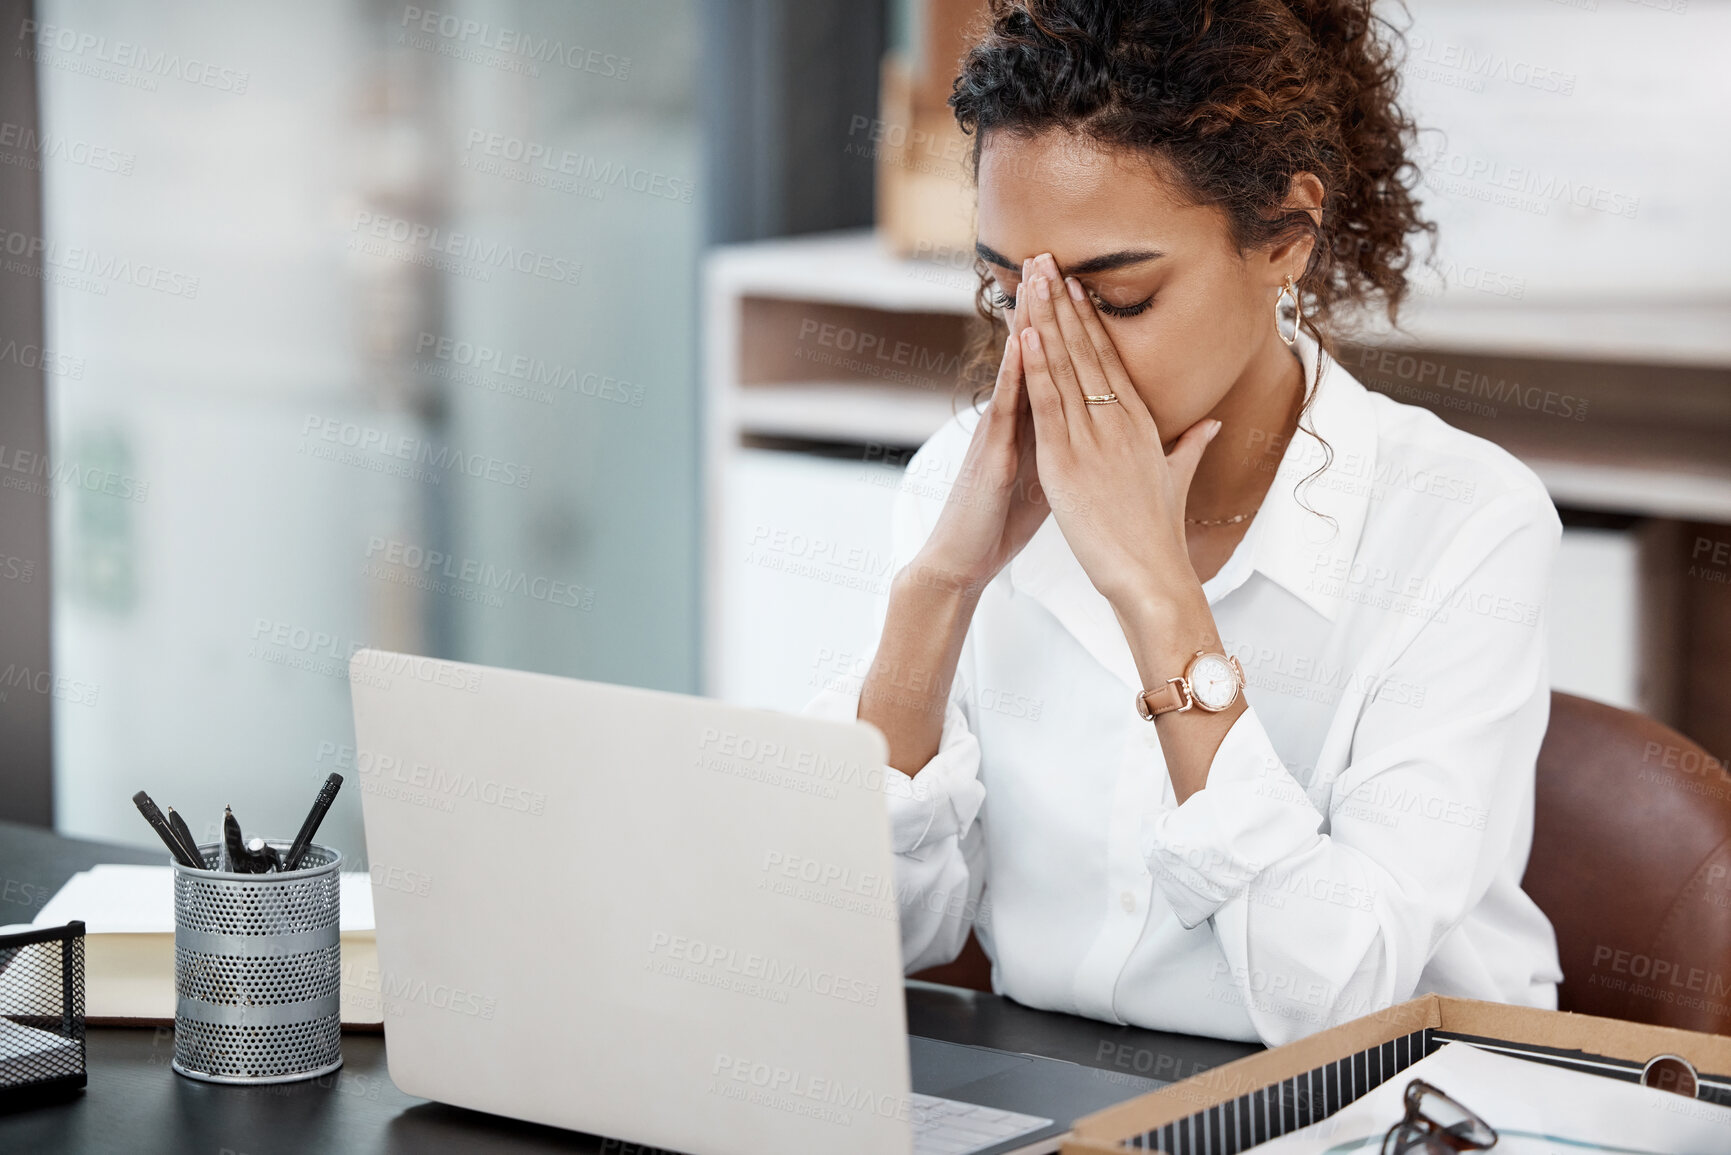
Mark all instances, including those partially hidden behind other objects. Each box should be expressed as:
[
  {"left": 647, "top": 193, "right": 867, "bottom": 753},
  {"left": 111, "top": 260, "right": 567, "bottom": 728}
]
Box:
[{"left": 802, "top": 331, "right": 1565, "bottom": 1047}]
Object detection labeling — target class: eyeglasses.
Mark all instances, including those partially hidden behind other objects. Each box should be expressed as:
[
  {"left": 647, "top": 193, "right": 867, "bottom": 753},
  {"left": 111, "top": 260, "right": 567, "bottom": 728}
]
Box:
[{"left": 1381, "top": 1079, "right": 1498, "bottom": 1155}]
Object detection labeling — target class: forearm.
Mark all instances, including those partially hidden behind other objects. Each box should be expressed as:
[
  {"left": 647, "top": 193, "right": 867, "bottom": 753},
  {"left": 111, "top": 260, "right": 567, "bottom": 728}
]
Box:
[
  {"left": 858, "top": 555, "right": 982, "bottom": 776},
  {"left": 1114, "top": 580, "right": 1244, "bottom": 803}
]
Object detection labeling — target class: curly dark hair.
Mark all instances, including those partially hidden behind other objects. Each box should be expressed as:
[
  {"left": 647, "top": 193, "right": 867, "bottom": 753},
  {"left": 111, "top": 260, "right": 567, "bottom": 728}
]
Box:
[{"left": 948, "top": 0, "right": 1435, "bottom": 405}]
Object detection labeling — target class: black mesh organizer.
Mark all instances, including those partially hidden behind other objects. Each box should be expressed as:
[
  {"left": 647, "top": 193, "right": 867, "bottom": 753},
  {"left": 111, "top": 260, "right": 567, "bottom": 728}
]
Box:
[{"left": 0, "top": 920, "right": 87, "bottom": 1112}]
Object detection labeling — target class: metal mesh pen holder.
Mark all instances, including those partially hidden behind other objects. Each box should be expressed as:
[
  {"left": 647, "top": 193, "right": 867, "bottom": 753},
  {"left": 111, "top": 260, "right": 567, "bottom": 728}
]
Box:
[{"left": 171, "top": 842, "right": 343, "bottom": 1084}]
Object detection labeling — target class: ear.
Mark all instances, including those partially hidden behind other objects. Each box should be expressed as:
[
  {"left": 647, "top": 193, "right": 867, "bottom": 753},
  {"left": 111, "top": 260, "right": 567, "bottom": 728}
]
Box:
[{"left": 1257, "top": 171, "right": 1325, "bottom": 287}]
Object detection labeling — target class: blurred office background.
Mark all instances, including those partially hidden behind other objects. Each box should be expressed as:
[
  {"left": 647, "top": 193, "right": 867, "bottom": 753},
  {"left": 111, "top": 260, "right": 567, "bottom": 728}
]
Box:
[{"left": 0, "top": 0, "right": 1727, "bottom": 865}]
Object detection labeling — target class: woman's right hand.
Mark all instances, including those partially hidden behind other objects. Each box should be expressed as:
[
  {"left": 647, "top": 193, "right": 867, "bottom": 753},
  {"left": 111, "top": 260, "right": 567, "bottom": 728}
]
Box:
[{"left": 915, "top": 285, "right": 1050, "bottom": 593}]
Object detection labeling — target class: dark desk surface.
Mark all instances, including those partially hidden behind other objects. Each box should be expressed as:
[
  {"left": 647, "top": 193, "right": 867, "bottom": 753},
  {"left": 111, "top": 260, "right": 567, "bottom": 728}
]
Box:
[{"left": 0, "top": 819, "right": 1260, "bottom": 1154}]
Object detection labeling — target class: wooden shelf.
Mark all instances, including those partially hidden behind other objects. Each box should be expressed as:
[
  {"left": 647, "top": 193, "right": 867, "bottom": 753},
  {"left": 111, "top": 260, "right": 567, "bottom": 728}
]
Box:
[
  {"left": 706, "top": 236, "right": 1731, "bottom": 519},
  {"left": 710, "top": 230, "right": 1731, "bottom": 368},
  {"left": 706, "top": 229, "right": 976, "bottom": 316},
  {"left": 1527, "top": 457, "right": 1731, "bottom": 523},
  {"left": 737, "top": 382, "right": 964, "bottom": 447},
  {"left": 1358, "top": 300, "right": 1731, "bottom": 370}
]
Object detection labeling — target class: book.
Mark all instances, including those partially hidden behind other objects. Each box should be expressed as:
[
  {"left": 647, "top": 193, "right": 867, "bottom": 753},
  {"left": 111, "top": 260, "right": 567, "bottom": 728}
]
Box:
[{"left": 32, "top": 864, "right": 384, "bottom": 1029}]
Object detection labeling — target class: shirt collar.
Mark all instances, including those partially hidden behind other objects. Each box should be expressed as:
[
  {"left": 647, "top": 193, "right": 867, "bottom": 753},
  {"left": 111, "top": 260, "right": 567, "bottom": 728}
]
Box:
[{"left": 1005, "top": 330, "right": 1378, "bottom": 691}]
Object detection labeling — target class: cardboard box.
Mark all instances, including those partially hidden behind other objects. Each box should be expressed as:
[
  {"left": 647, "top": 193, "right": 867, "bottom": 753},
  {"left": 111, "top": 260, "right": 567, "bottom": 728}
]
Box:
[
  {"left": 911, "top": 0, "right": 986, "bottom": 111},
  {"left": 874, "top": 0, "right": 989, "bottom": 257},
  {"left": 1061, "top": 995, "right": 1731, "bottom": 1154},
  {"left": 875, "top": 52, "right": 976, "bottom": 260}
]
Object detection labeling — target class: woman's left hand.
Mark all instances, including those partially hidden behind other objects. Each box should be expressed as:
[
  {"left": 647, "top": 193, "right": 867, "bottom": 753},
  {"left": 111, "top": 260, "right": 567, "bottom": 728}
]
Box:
[{"left": 1014, "top": 251, "right": 1221, "bottom": 620}]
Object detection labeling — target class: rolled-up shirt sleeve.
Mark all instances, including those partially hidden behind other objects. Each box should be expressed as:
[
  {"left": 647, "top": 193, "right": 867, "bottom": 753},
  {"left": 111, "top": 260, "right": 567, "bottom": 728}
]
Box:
[
  {"left": 1138, "top": 487, "right": 1561, "bottom": 1045},
  {"left": 802, "top": 686, "right": 984, "bottom": 857},
  {"left": 1142, "top": 707, "right": 1319, "bottom": 930},
  {"left": 803, "top": 677, "right": 987, "bottom": 972}
]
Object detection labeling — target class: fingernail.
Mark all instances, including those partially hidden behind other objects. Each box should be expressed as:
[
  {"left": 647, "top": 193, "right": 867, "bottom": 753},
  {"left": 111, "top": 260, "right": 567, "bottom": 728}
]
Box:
[
  {"left": 1065, "top": 276, "right": 1084, "bottom": 302},
  {"left": 1034, "top": 275, "right": 1050, "bottom": 301},
  {"left": 1022, "top": 327, "right": 1041, "bottom": 350},
  {"left": 1207, "top": 419, "right": 1223, "bottom": 440},
  {"left": 1038, "top": 253, "right": 1057, "bottom": 275}
]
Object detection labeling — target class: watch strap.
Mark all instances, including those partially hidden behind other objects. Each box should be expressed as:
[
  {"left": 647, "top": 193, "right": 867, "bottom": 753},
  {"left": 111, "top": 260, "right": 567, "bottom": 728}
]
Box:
[{"left": 1137, "top": 678, "right": 1191, "bottom": 720}]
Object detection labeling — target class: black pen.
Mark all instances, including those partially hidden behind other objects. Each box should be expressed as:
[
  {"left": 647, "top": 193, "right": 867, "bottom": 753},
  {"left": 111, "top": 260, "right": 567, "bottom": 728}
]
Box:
[
  {"left": 166, "top": 807, "right": 205, "bottom": 869},
  {"left": 282, "top": 773, "right": 343, "bottom": 871},
  {"left": 223, "top": 806, "right": 254, "bottom": 873},
  {"left": 132, "top": 791, "right": 205, "bottom": 869},
  {"left": 247, "top": 837, "right": 283, "bottom": 873}
]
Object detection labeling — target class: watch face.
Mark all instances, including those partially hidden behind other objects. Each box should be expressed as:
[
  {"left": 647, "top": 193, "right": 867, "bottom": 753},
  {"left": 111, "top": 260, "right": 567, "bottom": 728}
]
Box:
[{"left": 1189, "top": 654, "right": 1237, "bottom": 711}]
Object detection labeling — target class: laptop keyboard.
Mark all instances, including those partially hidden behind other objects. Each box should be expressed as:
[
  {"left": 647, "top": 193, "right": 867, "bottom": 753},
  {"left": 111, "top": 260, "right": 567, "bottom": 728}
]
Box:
[{"left": 911, "top": 1091, "right": 1054, "bottom": 1154}]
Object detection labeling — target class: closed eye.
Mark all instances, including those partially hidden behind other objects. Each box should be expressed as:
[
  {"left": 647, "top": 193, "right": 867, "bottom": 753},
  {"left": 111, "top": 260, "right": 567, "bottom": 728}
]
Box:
[
  {"left": 989, "top": 277, "right": 1149, "bottom": 317},
  {"left": 1091, "top": 290, "right": 1153, "bottom": 318}
]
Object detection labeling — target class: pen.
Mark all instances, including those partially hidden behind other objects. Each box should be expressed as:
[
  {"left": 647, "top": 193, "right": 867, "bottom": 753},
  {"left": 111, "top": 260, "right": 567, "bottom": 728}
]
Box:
[
  {"left": 247, "top": 837, "right": 283, "bottom": 873},
  {"left": 223, "top": 806, "right": 255, "bottom": 874},
  {"left": 132, "top": 791, "right": 205, "bottom": 870},
  {"left": 282, "top": 772, "right": 343, "bottom": 871},
  {"left": 166, "top": 807, "right": 205, "bottom": 869}
]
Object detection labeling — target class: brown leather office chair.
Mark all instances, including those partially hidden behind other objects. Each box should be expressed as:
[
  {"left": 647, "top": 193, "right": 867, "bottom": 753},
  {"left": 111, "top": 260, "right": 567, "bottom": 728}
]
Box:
[
  {"left": 910, "top": 929, "right": 993, "bottom": 993},
  {"left": 1525, "top": 691, "right": 1731, "bottom": 1033},
  {"left": 916, "top": 692, "right": 1731, "bottom": 1033}
]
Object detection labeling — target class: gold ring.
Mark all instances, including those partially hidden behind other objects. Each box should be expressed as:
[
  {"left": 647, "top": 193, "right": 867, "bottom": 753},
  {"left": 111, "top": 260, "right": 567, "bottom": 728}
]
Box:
[{"left": 1082, "top": 392, "right": 1118, "bottom": 405}]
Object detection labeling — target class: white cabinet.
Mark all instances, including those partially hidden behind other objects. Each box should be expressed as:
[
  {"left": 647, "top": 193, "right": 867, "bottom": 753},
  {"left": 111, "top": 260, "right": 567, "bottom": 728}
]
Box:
[{"left": 718, "top": 448, "right": 902, "bottom": 710}]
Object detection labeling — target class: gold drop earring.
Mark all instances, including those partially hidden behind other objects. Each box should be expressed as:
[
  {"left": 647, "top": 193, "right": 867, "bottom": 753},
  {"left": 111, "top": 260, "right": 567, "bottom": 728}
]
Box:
[{"left": 1275, "top": 275, "right": 1302, "bottom": 346}]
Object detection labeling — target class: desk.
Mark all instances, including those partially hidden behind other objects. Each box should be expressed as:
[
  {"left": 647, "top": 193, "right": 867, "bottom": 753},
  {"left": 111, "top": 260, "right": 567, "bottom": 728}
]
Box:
[{"left": 0, "top": 820, "right": 1260, "bottom": 1153}]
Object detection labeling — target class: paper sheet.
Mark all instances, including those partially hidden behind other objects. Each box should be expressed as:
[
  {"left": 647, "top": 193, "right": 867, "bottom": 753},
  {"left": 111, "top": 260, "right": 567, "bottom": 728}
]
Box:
[
  {"left": 1255, "top": 1041, "right": 1731, "bottom": 1154},
  {"left": 33, "top": 864, "right": 375, "bottom": 932}
]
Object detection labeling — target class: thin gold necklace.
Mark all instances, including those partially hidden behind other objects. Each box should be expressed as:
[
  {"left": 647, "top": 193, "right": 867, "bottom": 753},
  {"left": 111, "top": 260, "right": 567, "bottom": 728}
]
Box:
[
  {"left": 1185, "top": 349, "right": 1301, "bottom": 528},
  {"left": 1185, "top": 510, "right": 1256, "bottom": 527}
]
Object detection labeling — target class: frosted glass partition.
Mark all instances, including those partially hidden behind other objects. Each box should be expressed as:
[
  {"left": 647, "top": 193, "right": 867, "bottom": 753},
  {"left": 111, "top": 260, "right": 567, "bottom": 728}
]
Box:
[{"left": 41, "top": 0, "right": 702, "bottom": 864}]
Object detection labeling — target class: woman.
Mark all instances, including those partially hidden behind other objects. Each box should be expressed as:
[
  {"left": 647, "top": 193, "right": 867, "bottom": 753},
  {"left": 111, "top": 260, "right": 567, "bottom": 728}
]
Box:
[{"left": 805, "top": 0, "right": 1562, "bottom": 1047}]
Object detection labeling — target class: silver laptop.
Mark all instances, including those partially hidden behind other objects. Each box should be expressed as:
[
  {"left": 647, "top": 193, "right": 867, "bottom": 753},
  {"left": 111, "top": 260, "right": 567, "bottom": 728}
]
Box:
[{"left": 350, "top": 649, "right": 1154, "bottom": 1155}]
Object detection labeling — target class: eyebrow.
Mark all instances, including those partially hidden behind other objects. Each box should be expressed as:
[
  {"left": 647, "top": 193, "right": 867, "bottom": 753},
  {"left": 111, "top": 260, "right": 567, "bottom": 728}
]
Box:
[{"left": 974, "top": 242, "right": 1166, "bottom": 276}]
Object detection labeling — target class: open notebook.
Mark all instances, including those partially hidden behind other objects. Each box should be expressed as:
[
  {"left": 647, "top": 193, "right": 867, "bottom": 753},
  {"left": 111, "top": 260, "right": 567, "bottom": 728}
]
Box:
[{"left": 27, "top": 864, "right": 383, "bottom": 1028}]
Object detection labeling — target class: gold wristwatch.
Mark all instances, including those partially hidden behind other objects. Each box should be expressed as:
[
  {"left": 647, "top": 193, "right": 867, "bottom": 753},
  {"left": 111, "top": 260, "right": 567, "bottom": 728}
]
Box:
[{"left": 1136, "top": 650, "right": 1245, "bottom": 719}]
